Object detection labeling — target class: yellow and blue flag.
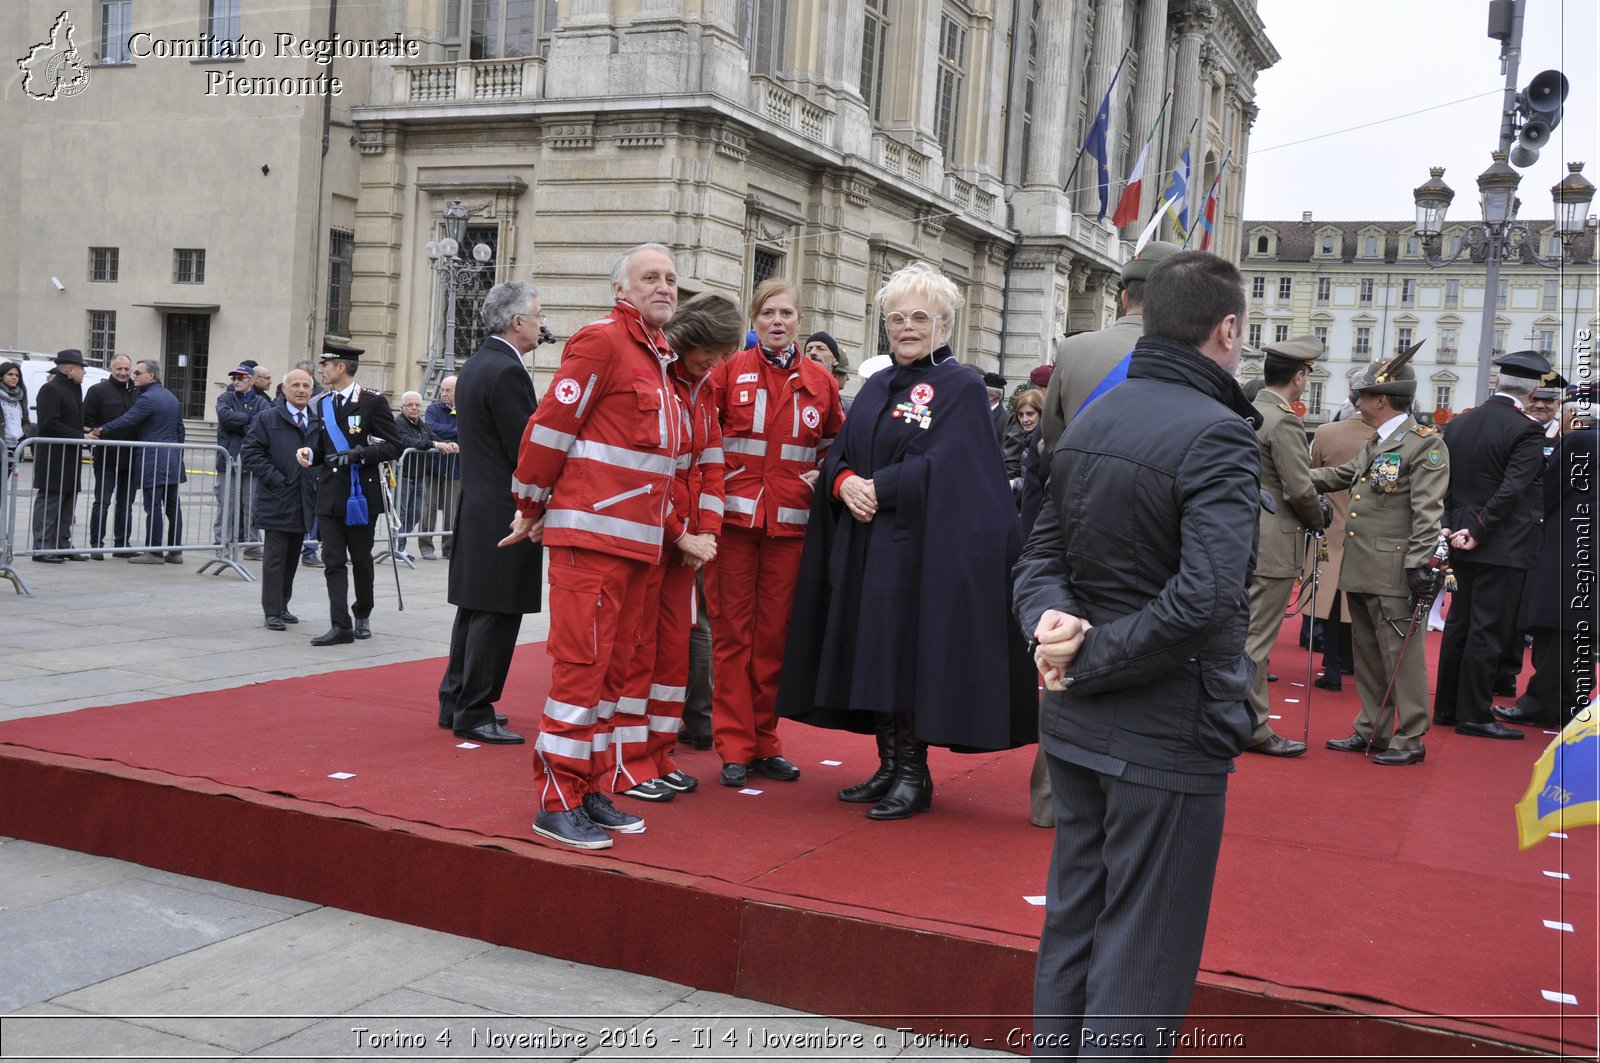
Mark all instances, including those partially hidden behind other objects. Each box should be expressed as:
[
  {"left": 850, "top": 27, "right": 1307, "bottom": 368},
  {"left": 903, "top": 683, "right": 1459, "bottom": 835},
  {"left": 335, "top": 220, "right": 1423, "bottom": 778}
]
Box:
[{"left": 1515, "top": 706, "right": 1599, "bottom": 849}]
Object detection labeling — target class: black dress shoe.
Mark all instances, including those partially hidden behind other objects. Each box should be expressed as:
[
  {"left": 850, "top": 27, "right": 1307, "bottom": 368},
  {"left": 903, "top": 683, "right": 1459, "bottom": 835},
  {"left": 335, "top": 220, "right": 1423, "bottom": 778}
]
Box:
[
  {"left": 720, "top": 763, "right": 748, "bottom": 787},
  {"left": 32, "top": 555, "right": 64, "bottom": 564},
  {"left": 1492, "top": 704, "right": 1552, "bottom": 727},
  {"left": 278, "top": 611, "right": 299, "bottom": 624},
  {"left": 1313, "top": 673, "right": 1342, "bottom": 692},
  {"left": 264, "top": 615, "right": 287, "bottom": 631},
  {"left": 64, "top": 553, "right": 90, "bottom": 562},
  {"left": 453, "top": 721, "right": 525, "bottom": 744},
  {"left": 437, "top": 714, "right": 509, "bottom": 730},
  {"left": 1267, "top": 673, "right": 1279, "bottom": 683},
  {"left": 1373, "top": 745, "right": 1426, "bottom": 766},
  {"left": 1326, "top": 733, "right": 1370, "bottom": 753},
  {"left": 750, "top": 755, "right": 801, "bottom": 781},
  {"left": 310, "top": 626, "right": 355, "bottom": 646},
  {"left": 1455, "top": 720, "right": 1525, "bottom": 740},
  {"left": 353, "top": 617, "right": 371, "bottom": 640},
  {"left": 1248, "top": 734, "right": 1308, "bottom": 758}
]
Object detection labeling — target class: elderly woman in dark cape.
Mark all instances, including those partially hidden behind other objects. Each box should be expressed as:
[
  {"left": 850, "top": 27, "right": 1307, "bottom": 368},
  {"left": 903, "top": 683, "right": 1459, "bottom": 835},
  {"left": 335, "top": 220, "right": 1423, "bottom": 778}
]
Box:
[{"left": 776, "top": 262, "right": 1038, "bottom": 820}]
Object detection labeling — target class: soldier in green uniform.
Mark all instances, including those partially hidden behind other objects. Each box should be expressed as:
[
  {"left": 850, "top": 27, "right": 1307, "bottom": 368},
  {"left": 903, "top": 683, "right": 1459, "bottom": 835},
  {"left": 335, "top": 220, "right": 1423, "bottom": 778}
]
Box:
[
  {"left": 1243, "top": 336, "right": 1329, "bottom": 757},
  {"left": 1310, "top": 351, "right": 1448, "bottom": 765}
]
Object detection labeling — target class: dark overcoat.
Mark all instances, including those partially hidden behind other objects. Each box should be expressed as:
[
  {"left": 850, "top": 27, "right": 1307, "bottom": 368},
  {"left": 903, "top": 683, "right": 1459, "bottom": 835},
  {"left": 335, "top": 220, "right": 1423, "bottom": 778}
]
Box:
[
  {"left": 1522, "top": 425, "right": 1598, "bottom": 631},
  {"left": 241, "top": 401, "right": 321, "bottom": 532},
  {"left": 99, "top": 382, "right": 187, "bottom": 487},
  {"left": 1441, "top": 394, "right": 1546, "bottom": 569},
  {"left": 776, "top": 347, "right": 1038, "bottom": 751},
  {"left": 448, "top": 336, "right": 542, "bottom": 614},
  {"left": 82, "top": 377, "right": 137, "bottom": 474},
  {"left": 32, "top": 371, "right": 83, "bottom": 493},
  {"left": 306, "top": 386, "right": 401, "bottom": 520}
]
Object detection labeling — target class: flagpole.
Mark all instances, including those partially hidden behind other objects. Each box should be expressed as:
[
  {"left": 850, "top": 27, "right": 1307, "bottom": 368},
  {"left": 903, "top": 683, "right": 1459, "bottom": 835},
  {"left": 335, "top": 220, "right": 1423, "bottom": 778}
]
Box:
[
  {"left": 1110, "top": 91, "right": 1172, "bottom": 231},
  {"left": 1160, "top": 118, "right": 1200, "bottom": 243},
  {"left": 1061, "top": 47, "right": 1133, "bottom": 199}
]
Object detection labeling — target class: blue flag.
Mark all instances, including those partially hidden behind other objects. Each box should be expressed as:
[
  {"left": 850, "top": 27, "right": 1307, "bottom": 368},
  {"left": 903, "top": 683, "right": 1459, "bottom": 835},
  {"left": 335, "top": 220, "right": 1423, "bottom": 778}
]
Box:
[
  {"left": 1160, "top": 144, "right": 1191, "bottom": 239},
  {"left": 1080, "top": 55, "right": 1126, "bottom": 222},
  {"left": 1515, "top": 707, "right": 1600, "bottom": 849}
]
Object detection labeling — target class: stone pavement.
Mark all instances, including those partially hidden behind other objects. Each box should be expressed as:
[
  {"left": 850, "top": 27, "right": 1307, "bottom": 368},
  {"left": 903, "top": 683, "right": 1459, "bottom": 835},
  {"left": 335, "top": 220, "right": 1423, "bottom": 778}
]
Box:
[{"left": 0, "top": 554, "right": 1015, "bottom": 1061}]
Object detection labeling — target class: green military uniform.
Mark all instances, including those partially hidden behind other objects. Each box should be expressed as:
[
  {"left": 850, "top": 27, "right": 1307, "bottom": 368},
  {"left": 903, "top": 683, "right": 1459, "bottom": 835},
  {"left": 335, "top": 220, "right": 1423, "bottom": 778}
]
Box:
[
  {"left": 1030, "top": 241, "right": 1180, "bottom": 825},
  {"left": 1310, "top": 363, "right": 1448, "bottom": 754},
  {"left": 1244, "top": 337, "right": 1327, "bottom": 751}
]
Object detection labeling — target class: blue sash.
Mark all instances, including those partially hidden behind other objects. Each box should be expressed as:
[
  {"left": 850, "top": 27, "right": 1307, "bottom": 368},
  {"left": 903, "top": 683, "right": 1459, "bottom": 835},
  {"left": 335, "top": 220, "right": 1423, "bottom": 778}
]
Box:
[
  {"left": 320, "top": 394, "right": 369, "bottom": 526},
  {"left": 1073, "top": 351, "right": 1133, "bottom": 421}
]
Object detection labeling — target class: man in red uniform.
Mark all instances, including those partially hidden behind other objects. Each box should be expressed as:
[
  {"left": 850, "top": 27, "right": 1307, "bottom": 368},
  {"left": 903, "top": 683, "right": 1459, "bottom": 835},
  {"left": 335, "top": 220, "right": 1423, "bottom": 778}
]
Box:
[{"left": 503, "top": 243, "right": 684, "bottom": 850}]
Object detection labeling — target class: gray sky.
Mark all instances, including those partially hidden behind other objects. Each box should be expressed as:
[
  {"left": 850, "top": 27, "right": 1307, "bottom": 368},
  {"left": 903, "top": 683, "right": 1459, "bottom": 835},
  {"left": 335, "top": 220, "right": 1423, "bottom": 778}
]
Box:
[{"left": 1244, "top": 0, "right": 1598, "bottom": 223}]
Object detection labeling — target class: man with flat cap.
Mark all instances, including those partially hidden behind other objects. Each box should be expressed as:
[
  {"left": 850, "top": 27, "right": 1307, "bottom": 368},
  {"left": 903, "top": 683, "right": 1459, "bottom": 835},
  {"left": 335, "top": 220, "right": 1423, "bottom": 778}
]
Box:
[
  {"left": 1312, "top": 351, "right": 1448, "bottom": 765},
  {"left": 32, "top": 349, "right": 88, "bottom": 560},
  {"left": 295, "top": 341, "right": 401, "bottom": 645},
  {"left": 1243, "top": 335, "right": 1330, "bottom": 757},
  {"left": 1431, "top": 350, "right": 1553, "bottom": 741},
  {"left": 1025, "top": 239, "right": 1180, "bottom": 824}
]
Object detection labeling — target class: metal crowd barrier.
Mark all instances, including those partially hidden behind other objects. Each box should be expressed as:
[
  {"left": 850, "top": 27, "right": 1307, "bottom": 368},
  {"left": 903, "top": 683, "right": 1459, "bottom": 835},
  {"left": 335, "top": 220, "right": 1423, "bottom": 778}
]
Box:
[
  {"left": 2, "top": 437, "right": 251, "bottom": 594},
  {"left": 0, "top": 441, "right": 21, "bottom": 593},
  {"left": 373, "top": 446, "right": 459, "bottom": 566}
]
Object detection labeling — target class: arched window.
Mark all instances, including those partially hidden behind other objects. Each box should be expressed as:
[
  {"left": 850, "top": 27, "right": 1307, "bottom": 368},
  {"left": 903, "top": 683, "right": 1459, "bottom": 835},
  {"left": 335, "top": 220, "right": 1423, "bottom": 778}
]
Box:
[{"left": 1256, "top": 235, "right": 1270, "bottom": 254}]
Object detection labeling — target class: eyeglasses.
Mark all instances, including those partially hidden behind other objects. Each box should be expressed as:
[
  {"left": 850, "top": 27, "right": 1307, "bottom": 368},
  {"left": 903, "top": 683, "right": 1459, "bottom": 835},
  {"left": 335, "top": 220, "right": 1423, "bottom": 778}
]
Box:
[{"left": 885, "top": 309, "right": 941, "bottom": 328}]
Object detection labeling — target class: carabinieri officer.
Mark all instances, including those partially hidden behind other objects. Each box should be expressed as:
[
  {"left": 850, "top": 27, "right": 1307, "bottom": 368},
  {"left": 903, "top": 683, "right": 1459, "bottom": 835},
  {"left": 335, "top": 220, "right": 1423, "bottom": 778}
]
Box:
[{"left": 296, "top": 341, "right": 401, "bottom": 646}]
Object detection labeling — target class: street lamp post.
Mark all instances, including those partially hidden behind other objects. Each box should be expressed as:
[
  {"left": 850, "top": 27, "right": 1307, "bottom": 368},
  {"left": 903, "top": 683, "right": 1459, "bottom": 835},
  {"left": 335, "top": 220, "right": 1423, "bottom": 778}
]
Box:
[
  {"left": 423, "top": 198, "right": 495, "bottom": 394},
  {"left": 1412, "top": 153, "right": 1594, "bottom": 403}
]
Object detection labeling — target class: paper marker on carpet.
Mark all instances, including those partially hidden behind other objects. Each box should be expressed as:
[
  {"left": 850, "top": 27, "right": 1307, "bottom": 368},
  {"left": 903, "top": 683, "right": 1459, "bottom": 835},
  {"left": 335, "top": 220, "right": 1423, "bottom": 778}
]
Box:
[
  {"left": 1024, "top": 896, "right": 1046, "bottom": 906},
  {"left": 1544, "top": 920, "right": 1574, "bottom": 932},
  {"left": 820, "top": 759, "right": 842, "bottom": 766},
  {"left": 328, "top": 772, "right": 355, "bottom": 780},
  {"left": 1283, "top": 698, "right": 1300, "bottom": 704},
  {"left": 1551, "top": 832, "right": 1568, "bottom": 839},
  {"left": 739, "top": 788, "right": 764, "bottom": 796},
  {"left": 1541, "top": 989, "right": 1579, "bottom": 1005},
  {"left": 1543, "top": 871, "right": 1571, "bottom": 880},
  {"left": 456, "top": 742, "right": 480, "bottom": 749}
]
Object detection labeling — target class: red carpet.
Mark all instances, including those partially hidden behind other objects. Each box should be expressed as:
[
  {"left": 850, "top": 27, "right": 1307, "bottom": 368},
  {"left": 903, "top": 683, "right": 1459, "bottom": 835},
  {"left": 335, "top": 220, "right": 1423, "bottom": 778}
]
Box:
[{"left": 0, "top": 624, "right": 1593, "bottom": 1057}]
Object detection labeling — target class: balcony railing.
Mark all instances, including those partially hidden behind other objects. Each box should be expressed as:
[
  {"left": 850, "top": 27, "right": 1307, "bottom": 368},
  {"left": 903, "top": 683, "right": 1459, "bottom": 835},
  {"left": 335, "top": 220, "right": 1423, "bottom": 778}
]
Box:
[
  {"left": 1437, "top": 347, "right": 1457, "bottom": 363},
  {"left": 404, "top": 57, "right": 543, "bottom": 103},
  {"left": 753, "top": 77, "right": 830, "bottom": 145},
  {"left": 876, "top": 135, "right": 933, "bottom": 190}
]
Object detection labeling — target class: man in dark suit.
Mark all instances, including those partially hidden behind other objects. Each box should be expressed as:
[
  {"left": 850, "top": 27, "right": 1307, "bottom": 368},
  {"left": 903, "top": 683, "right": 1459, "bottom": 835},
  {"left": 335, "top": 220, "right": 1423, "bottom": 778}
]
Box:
[
  {"left": 1014, "top": 252, "right": 1259, "bottom": 1056},
  {"left": 242, "top": 368, "right": 320, "bottom": 630},
  {"left": 82, "top": 354, "right": 138, "bottom": 558},
  {"left": 1433, "top": 350, "right": 1553, "bottom": 740},
  {"left": 294, "top": 342, "right": 401, "bottom": 646},
  {"left": 436, "top": 282, "right": 545, "bottom": 744},
  {"left": 93, "top": 360, "right": 187, "bottom": 564},
  {"left": 31, "top": 349, "right": 87, "bottom": 560}
]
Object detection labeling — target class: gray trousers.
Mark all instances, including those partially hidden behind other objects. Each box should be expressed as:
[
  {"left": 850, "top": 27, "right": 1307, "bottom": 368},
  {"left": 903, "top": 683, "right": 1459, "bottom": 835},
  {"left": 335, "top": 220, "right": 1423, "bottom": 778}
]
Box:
[{"left": 1033, "top": 754, "right": 1225, "bottom": 1061}]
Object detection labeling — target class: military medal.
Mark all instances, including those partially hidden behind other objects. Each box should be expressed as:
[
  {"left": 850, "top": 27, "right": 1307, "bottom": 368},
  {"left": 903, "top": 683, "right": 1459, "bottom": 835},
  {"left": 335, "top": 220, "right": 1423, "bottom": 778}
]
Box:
[
  {"left": 891, "top": 400, "right": 932, "bottom": 429},
  {"left": 348, "top": 414, "right": 364, "bottom": 435},
  {"left": 1371, "top": 452, "right": 1400, "bottom": 493}
]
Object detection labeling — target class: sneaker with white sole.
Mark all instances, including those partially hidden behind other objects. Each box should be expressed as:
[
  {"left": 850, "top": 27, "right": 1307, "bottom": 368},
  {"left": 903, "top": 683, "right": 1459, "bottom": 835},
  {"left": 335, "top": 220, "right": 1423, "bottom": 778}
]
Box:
[
  {"left": 532, "top": 807, "right": 612, "bottom": 849},
  {"left": 660, "top": 770, "right": 699, "bottom": 793},
  {"left": 620, "top": 778, "right": 677, "bottom": 802},
  {"left": 582, "top": 792, "right": 646, "bottom": 833}
]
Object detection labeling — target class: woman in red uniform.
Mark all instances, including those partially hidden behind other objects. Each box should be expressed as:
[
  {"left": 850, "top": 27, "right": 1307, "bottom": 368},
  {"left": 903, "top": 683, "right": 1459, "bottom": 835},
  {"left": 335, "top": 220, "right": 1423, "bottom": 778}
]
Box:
[
  {"left": 707, "top": 279, "right": 844, "bottom": 788},
  {"left": 610, "top": 293, "right": 743, "bottom": 802}
]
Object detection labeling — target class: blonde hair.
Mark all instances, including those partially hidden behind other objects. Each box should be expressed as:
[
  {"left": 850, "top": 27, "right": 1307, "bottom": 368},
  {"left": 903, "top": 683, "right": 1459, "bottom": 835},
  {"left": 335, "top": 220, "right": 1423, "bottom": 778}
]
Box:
[
  {"left": 875, "top": 261, "right": 964, "bottom": 321},
  {"left": 749, "top": 277, "right": 801, "bottom": 323}
]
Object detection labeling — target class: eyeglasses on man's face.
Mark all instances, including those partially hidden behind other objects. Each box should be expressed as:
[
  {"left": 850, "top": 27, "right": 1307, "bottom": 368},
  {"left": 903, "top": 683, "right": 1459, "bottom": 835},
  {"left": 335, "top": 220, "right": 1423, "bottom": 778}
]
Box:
[{"left": 885, "top": 310, "right": 940, "bottom": 328}]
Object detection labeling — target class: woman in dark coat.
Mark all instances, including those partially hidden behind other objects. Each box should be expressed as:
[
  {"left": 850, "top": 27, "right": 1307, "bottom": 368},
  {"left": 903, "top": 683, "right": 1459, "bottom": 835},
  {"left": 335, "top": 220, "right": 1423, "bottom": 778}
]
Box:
[
  {"left": 776, "top": 262, "right": 1037, "bottom": 820},
  {"left": 0, "top": 361, "right": 30, "bottom": 458}
]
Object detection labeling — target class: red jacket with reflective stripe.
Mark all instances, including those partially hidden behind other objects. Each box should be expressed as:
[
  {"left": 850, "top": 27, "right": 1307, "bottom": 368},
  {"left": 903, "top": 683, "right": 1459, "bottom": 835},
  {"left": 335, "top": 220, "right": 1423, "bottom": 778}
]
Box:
[
  {"left": 709, "top": 347, "right": 843, "bottom": 539},
  {"left": 512, "top": 303, "right": 684, "bottom": 563},
  {"left": 670, "top": 362, "right": 725, "bottom": 539}
]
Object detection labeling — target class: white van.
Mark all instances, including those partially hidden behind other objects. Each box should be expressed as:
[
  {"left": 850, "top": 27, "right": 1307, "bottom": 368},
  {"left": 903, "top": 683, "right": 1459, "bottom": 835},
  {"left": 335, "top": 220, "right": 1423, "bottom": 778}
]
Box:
[{"left": 0, "top": 350, "right": 112, "bottom": 425}]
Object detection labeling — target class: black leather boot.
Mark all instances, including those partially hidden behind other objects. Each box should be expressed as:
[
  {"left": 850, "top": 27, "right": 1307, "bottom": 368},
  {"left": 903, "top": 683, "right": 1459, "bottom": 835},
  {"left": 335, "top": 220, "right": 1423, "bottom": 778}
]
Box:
[
  {"left": 867, "top": 713, "right": 932, "bottom": 820},
  {"left": 838, "top": 713, "right": 896, "bottom": 803}
]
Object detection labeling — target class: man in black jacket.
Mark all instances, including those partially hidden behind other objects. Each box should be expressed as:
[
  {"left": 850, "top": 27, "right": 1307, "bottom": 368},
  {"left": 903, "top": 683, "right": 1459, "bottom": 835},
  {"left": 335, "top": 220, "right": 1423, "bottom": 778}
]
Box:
[
  {"left": 82, "top": 354, "right": 138, "bottom": 557},
  {"left": 242, "top": 368, "right": 320, "bottom": 630},
  {"left": 31, "top": 349, "right": 88, "bottom": 560},
  {"left": 435, "top": 281, "right": 544, "bottom": 744},
  {"left": 1433, "top": 350, "right": 1552, "bottom": 740},
  {"left": 294, "top": 342, "right": 401, "bottom": 645},
  {"left": 1014, "top": 251, "right": 1258, "bottom": 1059}
]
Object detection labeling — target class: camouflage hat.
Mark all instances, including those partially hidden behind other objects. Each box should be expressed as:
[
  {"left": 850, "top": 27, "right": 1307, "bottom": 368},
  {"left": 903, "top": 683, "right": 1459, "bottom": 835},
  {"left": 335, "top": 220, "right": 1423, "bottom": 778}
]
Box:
[{"left": 1120, "top": 241, "right": 1183, "bottom": 284}]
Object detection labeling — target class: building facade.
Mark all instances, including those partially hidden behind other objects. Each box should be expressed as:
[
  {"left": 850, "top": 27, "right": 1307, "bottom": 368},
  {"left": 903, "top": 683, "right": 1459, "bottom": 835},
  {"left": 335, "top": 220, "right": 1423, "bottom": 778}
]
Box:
[
  {"left": 2, "top": 0, "right": 1275, "bottom": 414},
  {"left": 1239, "top": 215, "right": 1597, "bottom": 424}
]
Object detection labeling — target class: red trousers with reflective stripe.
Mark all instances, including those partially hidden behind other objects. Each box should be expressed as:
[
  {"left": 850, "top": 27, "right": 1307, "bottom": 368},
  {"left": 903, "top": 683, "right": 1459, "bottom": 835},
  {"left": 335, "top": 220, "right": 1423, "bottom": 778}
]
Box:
[
  {"left": 708, "top": 527, "right": 803, "bottom": 766},
  {"left": 533, "top": 546, "right": 651, "bottom": 812},
  {"left": 605, "top": 556, "right": 670, "bottom": 791}
]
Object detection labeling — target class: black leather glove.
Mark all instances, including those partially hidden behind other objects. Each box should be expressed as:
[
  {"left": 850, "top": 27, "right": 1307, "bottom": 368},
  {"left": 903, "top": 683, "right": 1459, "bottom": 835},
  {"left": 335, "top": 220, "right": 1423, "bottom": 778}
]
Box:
[
  {"left": 1318, "top": 496, "right": 1334, "bottom": 529},
  {"left": 1405, "top": 567, "right": 1434, "bottom": 597},
  {"left": 329, "top": 447, "right": 363, "bottom": 468}
]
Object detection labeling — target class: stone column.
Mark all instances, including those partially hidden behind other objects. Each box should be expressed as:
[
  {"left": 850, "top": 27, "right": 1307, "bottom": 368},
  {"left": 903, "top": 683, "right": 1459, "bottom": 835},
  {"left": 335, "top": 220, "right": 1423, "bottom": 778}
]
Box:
[
  {"left": 1166, "top": 0, "right": 1215, "bottom": 239},
  {"left": 1075, "top": 0, "right": 1124, "bottom": 219},
  {"left": 1024, "top": 0, "right": 1076, "bottom": 189},
  {"left": 1121, "top": 0, "right": 1172, "bottom": 238}
]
